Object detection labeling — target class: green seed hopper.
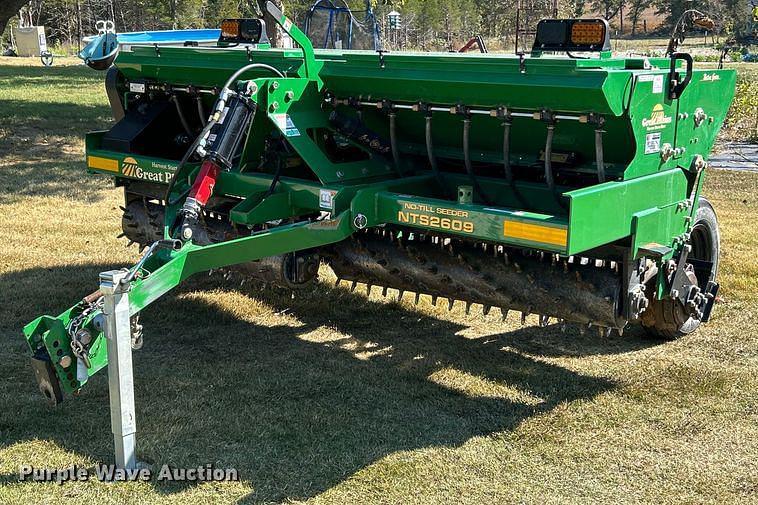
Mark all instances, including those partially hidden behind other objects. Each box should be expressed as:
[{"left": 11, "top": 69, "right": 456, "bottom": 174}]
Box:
[{"left": 24, "top": 6, "right": 736, "bottom": 405}]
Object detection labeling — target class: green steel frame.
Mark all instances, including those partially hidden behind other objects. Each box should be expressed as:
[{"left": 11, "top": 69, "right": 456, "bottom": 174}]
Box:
[{"left": 24, "top": 7, "right": 736, "bottom": 398}]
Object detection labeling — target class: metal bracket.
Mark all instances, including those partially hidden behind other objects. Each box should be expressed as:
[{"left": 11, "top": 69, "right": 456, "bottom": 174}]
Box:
[
  {"left": 666, "top": 243, "right": 712, "bottom": 320},
  {"left": 100, "top": 269, "right": 138, "bottom": 470},
  {"left": 377, "top": 49, "right": 388, "bottom": 69},
  {"left": 517, "top": 51, "right": 526, "bottom": 73}
]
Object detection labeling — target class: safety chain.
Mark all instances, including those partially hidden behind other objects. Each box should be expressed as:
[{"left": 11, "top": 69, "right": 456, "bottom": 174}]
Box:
[{"left": 66, "top": 297, "right": 103, "bottom": 368}]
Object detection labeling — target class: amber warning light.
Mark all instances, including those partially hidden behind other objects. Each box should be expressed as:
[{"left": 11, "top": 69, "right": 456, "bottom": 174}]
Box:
[
  {"left": 218, "top": 18, "right": 269, "bottom": 45},
  {"left": 533, "top": 19, "right": 610, "bottom": 53}
]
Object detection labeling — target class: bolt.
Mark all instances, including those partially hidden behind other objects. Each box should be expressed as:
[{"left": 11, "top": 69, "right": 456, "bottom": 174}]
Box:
[
  {"left": 353, "top": 214, "right": 368, "bottom": 229},
  {"left": 285, "top": 90, "right": 295, "bottom": 101},
  {"left": 59, "top": 355, "right": 72, "bottom": 368},
  {"left": 693, "top": 108, "right": 706, "bottom": 126},
  {"left": 76, "top": 328, "right": 92, "bottom": 345},
  {"left": 270, "top": 81, "right": 280, "bottom": 91}
]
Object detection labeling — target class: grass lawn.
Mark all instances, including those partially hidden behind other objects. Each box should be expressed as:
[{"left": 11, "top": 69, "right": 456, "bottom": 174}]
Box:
[{"left": 0, "top": 57, "right": 756, "bottom": 504}]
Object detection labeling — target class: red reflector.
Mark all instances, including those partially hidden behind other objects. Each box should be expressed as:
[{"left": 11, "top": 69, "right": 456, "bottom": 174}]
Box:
[{"left": 188, "top": 160, "right": 221, "bottom": 206}]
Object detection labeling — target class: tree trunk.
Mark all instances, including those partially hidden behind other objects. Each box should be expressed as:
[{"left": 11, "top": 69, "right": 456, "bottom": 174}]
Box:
[
  {"left": 0, "top": 0, "right": 30, "bottom": 39},
  {"left": 75, "top": 0, "right": 82, "bottom": 52},
  {"left": 170, "top": 0, "right": 177, "bottom": 30}
]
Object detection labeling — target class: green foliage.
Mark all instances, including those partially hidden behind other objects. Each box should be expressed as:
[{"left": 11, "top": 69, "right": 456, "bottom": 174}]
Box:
[
  {"left": 725, "top": 69, "right": 758, "bottom": 141},
  {"left": 4, "top": 0, "right": 757, "bottom": 51}
]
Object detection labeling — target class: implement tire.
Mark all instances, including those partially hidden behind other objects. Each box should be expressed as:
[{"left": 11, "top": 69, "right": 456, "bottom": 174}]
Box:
[{"left": 641, "top": 197, "right": 720, "bottom": 340}]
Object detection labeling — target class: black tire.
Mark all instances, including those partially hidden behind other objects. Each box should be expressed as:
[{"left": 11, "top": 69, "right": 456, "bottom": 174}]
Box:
[{"left": 641, "top": 197, "right": 720, "bottom": 340}]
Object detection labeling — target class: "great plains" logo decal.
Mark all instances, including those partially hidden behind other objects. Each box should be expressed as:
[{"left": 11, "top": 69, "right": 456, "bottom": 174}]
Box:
[
  {"left": 121, "top": 157, "right": 140, "bottom": 177},
  {"left": 641, "top": 104, "right": 673, "bottom": 131},
  {"left": 121, "top": 157, "right": 175, "bottom": 183}
]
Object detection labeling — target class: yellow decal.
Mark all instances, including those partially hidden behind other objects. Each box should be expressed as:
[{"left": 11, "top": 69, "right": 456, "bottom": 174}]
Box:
[
  {"left": 397, "top": 202, "right": 474, "bottom": 233},
  {"left": 121, "top": 156, "right": 139, "bottom": 177},
  {"left": 398, "top": 212, "right": 474, "bottom": 233},
  {"left": 87, "top": 156, "right": 119, "bottom": 172},
  {"left": 504, "top": 221, "right": 567, "bottom": 247},
  {"left": 641, "top": 104, "right": 672, "bottom": 131}
]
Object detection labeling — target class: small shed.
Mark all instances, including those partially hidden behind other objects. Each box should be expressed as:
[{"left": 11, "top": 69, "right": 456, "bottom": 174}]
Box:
[{"left": 14, "top": 26, "right": 48, "bottom": 57}]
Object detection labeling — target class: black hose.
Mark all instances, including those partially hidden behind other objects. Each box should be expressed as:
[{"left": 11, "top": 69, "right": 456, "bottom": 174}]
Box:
[
  {"left": 196, "top": 96, "right": 207, "bottom": 126},
  {"left": 503, "top": 120, "right": 526, "bottom": 207},
  {"left": 163, "top": 116, "right": 218, "bottom": 205},
  {"left": 462, "top": 118, "right": 491, "bottom": 205},
  {"left": 544, "top": 124, "right": 566, "bottom": 210},
  {"left": 165, "top": 63, "right": 283, "bottom": 209},
  {"left": 503, "top": 121, "right": 513, "bottom": 184},
  {"left": 425, "top": 115, "right": 447, "bottom": 196},
  {"left": 595, "top": 127, "right": 606, "bottom": 183},
  {"left": 388, "top": 112, "right": 404, "bottom": 176},
  {"left": 171, "top": 95, "right": 194, "bottom": 136},
  {"left": 266, "top": 156, "right": 284, "bottom": 196},
  {"left": 544, "top": 124, "right": 555, "bottom": 189}
]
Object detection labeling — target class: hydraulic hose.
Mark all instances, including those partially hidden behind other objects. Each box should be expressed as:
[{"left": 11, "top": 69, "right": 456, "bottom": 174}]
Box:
[
  {"left": 462, "top": 118, "right": 491, "bottom": 205},
  {"left": 196, "top": 96, "right": 207, "bottom": 126},
  {"left": 163, "top": 63, "right": 285, "bottom": 205},
  {"left": 544, "top": 123, "right": 566, "bottom": 210},
  {"left": 388, "top": 112, "right": 404, "bottom": 176},
  {"left": 595, "top": 127, "right": 606, "bottom": 183},
  {"left": 220, "top": 63, "right": 284, "bottom": 91},
  {"left": 171, "top": 95, "right": 194, "bottom": 137},
  {"left": 502, "top": 120, "right": 525, "bottom": 206},
  {"left": 424, "top": 115, "right": 447, "bottom": 196},
  {"left": 544, "top": 124, "right": 555, "bottom": 190},
  {"left": 164, "top": 117, "right": 217, "bottom": 205},
  {"left": 503, "top": 121, "right": 513, "bottom": 184}
]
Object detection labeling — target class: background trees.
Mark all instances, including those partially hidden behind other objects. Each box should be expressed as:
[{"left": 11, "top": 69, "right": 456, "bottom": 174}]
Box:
[{"left": 0, "top": 0, "right": 749, "bottom": 52}]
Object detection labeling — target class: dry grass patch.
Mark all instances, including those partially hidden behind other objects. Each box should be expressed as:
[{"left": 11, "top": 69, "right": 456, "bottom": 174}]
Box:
[{"left": 0, "top": 57, "right": 756, "bottom": 504}]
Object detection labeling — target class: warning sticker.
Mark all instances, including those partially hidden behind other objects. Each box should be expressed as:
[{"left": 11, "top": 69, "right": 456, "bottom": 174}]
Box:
[
  {"left": 652, "top": 75, "right": 664, "bottom": 94},
  {"left": 319, "top": 189, "right": 337, "bottom": 210},
  {"left": 272, "top": 113, "right": 301, "bottom": 137},
  {"left": 638, "top": 74, "right": 664, "bottom": 94},
  {"left": 645, "top": 132, "right": 661, "bottom": 154}
]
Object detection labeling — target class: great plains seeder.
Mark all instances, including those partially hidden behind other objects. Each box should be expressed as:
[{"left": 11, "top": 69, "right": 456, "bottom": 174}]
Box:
[{"left": 24, "top": 4, "right": 736, "bottom": 407}]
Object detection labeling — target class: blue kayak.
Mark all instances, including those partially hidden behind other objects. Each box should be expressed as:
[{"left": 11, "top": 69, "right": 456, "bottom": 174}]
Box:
[{"left": 79, "top": 29, "right": 221, "bottom": 70}]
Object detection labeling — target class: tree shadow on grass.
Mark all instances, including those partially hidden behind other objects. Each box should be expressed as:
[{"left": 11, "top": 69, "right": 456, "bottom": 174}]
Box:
[
  {"left": 0, "top": 158, "right": 111, "bottom": 203},
  {"left": 0, "top": 263, "right": 659, "bottom": 503},
  {"left": 0, "top": 99, "right": 111, "bottom": 146},
  {"left": 0, "top": 63, "right": 104, "bottom": 83},
  {"left": 0, "top": 95, "right": 113, "bottom": 204}
]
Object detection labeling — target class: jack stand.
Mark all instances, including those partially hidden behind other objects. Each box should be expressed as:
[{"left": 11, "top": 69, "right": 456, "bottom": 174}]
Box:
[{"left": 99, "top": 269, "right": 137, "bottom": 470}]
